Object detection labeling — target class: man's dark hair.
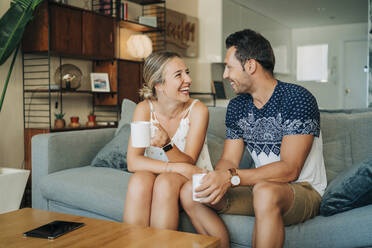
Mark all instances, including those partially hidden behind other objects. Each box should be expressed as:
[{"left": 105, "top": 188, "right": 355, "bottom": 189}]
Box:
[{"left": 226, "top": 29, "right": 275, "bottom": 75}]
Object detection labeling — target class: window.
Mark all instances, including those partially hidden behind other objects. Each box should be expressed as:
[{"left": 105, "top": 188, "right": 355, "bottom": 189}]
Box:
[{"left": 296, "top": 44, "right": 328, "bottom": 82}]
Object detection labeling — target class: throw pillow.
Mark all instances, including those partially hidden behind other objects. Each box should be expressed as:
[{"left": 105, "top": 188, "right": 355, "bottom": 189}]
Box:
[
  {"left": 319, "top": 157, "right": 372, "bottom": 216},
  {"left": 91, "top": 123, "right": 131, "bottom": 171}
]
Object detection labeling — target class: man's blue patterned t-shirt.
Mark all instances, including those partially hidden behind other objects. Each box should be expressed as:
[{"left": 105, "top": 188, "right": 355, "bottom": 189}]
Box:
[{"left": 226, "top": 81, "right": 320, "bottom": 158}]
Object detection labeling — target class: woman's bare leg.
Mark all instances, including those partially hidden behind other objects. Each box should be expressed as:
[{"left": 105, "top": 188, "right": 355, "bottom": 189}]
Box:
[
  {"left": 180, "top": 181, "right": 230, "bottom": 248},
  {"left": 123, "top": 171, "right": 156, "bottom": 226},
  {"left": 150, "top": 172, "right": 188, "bottom": 230}
]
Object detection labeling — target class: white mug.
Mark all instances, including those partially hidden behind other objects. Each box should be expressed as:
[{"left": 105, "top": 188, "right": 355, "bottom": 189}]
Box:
[
  {"left": 130, "top": 121, "right": 151, "bottom": 148},
  {"left": 192, "top": 173, "right": 207, "bottom": 202}
]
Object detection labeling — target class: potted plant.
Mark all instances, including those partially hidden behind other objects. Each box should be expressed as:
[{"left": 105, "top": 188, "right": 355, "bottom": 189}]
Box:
[
  {"left": 54, "top": 112, "right": 65, "bottom": 129},
  {"left": 87, "top": 111, "right": 97, "bottom": 127}
]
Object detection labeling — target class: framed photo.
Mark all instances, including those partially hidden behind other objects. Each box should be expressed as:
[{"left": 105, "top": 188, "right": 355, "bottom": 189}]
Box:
[{"left": 90, "top": 73, "right": 110, "bottom": 92}]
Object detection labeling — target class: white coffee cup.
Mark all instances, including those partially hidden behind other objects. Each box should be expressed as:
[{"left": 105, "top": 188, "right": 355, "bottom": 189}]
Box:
[
  {"left": 193, "top": 173, "right": 207, "bottom": 202},
  {"left": 130, "top": 121, "right": 151, "bottom": 148}
]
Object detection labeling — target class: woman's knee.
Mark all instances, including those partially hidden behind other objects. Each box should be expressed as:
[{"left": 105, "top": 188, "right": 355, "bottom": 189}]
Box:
[
  {"left": 127, "top": 171, "right": 156, "bottom": 198},
  {"left": 153, "top": 173, "right": 184, "bottom": 199}
]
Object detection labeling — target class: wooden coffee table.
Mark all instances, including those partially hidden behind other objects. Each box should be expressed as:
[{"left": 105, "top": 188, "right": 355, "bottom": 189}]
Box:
[{"left": 0, "top": 208, "right": 219, "bottom": 248}]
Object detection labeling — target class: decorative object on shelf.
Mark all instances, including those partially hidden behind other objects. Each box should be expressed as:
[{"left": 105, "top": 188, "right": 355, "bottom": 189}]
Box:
[
  {"left": 126, "top": 34, "right": 153, "bottom": 59},
  {"left": 86, "top": 111, "right": 97, "bottom": 127},
  {"left": 166, "top": 9, "right": 198, "bottom": 58},
  {"left": 90, "top": 73, "right": 111, "bottom": 92},
  {"left": 54, "top": 112, "right": 66, "bottom": 129},
  {"left": 54, "top": 64, "right": 82, "bottom": 90},
  {"left": 99, "top": 0, "right": 112, "bottom": 15},
  {"left": 69, "top": 116, "right": 80, "bottom": 128},
  {"left": 0, "top": 0, "right": 44, "bottom": 112},
  {"left": 139, "top": 16, "right": 157, "bottom": 27}
]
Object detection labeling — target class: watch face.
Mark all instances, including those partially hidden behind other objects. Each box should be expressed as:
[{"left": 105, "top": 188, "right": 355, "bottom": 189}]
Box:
[{"left": 231, "top": 176, "right": 240, "bottom": 186}]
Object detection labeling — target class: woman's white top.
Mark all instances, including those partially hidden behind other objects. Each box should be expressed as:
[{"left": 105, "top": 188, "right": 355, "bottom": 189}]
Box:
[{"left": 144, "top": 99, "right": 213, "bottom": 171}]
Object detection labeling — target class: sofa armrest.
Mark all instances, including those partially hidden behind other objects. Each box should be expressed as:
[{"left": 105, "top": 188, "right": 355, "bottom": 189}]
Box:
[{"left": 31, "top": 128, "right": 116, "bottom": 210}]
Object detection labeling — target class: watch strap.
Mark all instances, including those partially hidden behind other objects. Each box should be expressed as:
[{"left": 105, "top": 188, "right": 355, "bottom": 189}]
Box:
[
  {"left": 228, "top": 168, "right": 238, "bottom": 177},
  {"left": 162, "top": 142, "right": 173, "bottom": 152}
]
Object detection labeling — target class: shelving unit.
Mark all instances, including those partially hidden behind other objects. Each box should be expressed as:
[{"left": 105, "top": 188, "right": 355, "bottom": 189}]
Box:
[{"left": 21, "top": 0, "right": 167, "bottom": 207}]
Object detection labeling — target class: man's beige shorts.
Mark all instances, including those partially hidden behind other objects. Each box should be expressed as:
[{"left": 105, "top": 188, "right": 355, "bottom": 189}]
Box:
[{"left": 218, "top": 182, "right": 321, "bottom": 226}]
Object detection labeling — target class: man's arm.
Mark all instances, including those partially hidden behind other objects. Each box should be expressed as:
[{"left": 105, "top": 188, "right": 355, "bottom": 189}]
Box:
[
  {"left": 238, "top": 134, "right": 314, "bottom": 185},
  {"left": 197, "top": 134, "right": 314, "bottom": 204},
  {"left": 196, "top": 139, "right": 245, "bottom": 204}
]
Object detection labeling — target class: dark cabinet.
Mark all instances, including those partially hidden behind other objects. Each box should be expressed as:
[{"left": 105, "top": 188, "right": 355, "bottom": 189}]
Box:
[
  {"left": 118, "top": 60, "right": 142, "bottom": 104},
  {"left": 94, "top": 60, "right": 143, "bottom": 106},
  {"left": 50, "top": 4, "right": 82, "bottom": 55},
  {"left": 22, "top": 1, "right": 114, "bottom": 59},
  {"left": 82, "top": 12, "right": 115, "bottom": 59}
]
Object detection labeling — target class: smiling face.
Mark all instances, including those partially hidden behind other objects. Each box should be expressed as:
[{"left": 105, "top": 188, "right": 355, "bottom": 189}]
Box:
[
  {"left": 223, "top": 46, "right": 252, "bottom": 94},
  {"left": 156, "top": 57, "right": 191, "bottom": 102}
]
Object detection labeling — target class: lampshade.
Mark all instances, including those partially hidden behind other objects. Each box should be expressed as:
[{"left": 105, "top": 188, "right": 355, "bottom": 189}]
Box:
[{"left": 126, "top": 34, "right": 153, "bottom": 59}]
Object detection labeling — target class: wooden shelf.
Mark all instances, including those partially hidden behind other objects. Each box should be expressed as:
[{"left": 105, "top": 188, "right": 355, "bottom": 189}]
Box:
[
  {"left": 24, "top": 89, "right": 96, "bottom": 94},
  {"left": 118, "top": 19, "right": 160, "bottom": 32},
  {"left": 126, "top": 0, "right": 165, "bottom": 5},
  {"left": 50, "top": 124, "right": 117, "bottom": 132}
]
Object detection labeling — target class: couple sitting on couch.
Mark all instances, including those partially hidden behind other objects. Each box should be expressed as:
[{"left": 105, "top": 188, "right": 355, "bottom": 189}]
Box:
[{"left": 124, "top": 29, "right": 327, "bottom": 248}]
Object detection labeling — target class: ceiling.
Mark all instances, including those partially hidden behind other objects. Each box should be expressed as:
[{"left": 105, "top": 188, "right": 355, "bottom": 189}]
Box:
[{"left": 232, "top": 0, "right": 368, "bottom": 28}]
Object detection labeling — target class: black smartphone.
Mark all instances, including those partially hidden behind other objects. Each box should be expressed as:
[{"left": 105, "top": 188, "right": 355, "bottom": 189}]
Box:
[{"left": 23, "top": 220, "right": 84, "bottom": 239}]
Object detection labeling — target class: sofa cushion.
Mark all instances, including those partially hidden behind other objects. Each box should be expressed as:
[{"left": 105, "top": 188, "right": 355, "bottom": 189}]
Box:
[
  {"left": 179, "top": 205, "right": 372, "bottom": 248},
  {"left": 320, "top": 157, "right": 372, "bottom": 216},
  {"left": 116, "top": 98, "right": 136, "bottom": 136},
  {"left": 322, "top": 133, "right": 352, "bottom": 183},
  {"left": 40, "top": 166, "right": 132, "bottom": 221},
  {"left": 91, "top": 124, "right": 130, "bottom": 171}
]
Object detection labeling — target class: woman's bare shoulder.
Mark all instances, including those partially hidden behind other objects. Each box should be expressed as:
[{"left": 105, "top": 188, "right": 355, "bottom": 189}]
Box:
[{"left": 133, "top": 100, "right": 151, "bottom": 121}]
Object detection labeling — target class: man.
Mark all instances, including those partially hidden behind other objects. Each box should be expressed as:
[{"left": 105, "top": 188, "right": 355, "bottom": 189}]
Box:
[{"left": 180, "top": 29, "right": 327, "bottom": 248}]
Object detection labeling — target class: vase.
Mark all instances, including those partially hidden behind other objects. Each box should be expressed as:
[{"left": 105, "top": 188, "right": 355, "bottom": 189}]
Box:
[
  {"left": 86, "top": 115, "right": 97, "bottom": 127},
  {"left": 69, "top": 116, "right": 80, "bottom": 128},
  {"left": 54, "top": 119, "right": 65, "bottom": 129}
]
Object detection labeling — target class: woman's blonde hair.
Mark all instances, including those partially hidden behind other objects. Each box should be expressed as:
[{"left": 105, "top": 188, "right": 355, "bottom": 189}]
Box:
[{"left": 139, "top": 51, "right": 181, "bottom": 99}]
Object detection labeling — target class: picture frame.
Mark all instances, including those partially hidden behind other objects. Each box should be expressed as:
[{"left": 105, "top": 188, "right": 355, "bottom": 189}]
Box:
[{"left": 90, "top": 73, "right": 110, "bottom": 92}]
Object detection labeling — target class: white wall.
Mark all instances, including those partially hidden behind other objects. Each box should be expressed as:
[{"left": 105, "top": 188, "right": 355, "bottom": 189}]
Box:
[
  {"left": 291, "top": 23, "right": 368, "bottom": 109},
  {"left": 167, "top": 0, "right": 223, "bottom": 93},
  {"left": 0, "top": 1, "right": 24, "bottom": 169}
]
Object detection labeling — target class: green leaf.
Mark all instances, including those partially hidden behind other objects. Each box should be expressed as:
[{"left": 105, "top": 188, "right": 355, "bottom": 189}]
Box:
[{"left": 0, "top": 0, "right": 43, "bottom": 65}]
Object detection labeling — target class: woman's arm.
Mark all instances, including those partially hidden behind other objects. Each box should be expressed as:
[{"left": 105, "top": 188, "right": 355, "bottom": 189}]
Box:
[{"left": 171, "top": 100, "right": 209, "bottom": 163}]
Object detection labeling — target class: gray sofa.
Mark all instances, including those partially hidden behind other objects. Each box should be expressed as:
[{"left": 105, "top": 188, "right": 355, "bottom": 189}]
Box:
[{"left": 32, "top": 100, "right": 372, "bottom": 248}]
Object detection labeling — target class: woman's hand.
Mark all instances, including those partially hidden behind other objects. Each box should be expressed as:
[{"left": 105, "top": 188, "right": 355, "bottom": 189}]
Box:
[
  {"left": 169, "top": 162, "right": 206, "bottom": 180},
  {"left": 150, "top": 122, "right": 170, "bottom": 147}
]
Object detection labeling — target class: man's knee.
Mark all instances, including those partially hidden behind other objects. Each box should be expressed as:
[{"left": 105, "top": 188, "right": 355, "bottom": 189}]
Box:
[
  {"left": 180, "top": 180, "right": 193, "bottom": 208},
  {"left": 253, "top": 181, "right": 283, "bottom": 214}
]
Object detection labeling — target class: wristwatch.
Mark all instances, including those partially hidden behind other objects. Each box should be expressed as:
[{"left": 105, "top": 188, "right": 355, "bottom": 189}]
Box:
[
  {"left": 162, "top": 142, "right": 173, "bottom": 152},
  {"left": 228, "top": 168, "right": 240, "bottom": 187}
]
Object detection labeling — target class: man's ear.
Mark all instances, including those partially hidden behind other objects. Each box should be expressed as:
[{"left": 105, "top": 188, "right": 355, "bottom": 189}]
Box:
[{"left": 244, "top": 59, "right": 256, "bottom": 74}]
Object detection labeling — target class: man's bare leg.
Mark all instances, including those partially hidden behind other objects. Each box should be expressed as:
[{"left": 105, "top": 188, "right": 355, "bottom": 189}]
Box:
[
  {"left": 180, "top": 181, "right": 230, "bottom": 248},
  {"left": 252, "top": 181, "right": 294, "bottom": 248}
]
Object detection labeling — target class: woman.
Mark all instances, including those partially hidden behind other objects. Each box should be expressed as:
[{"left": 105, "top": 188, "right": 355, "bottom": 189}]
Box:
[{"left": 123, "top": 51, "right": 213, "bottom": 230}]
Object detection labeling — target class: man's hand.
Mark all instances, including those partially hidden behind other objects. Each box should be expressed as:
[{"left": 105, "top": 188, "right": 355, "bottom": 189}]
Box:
[{"left": 195, "top": 170, "right": 231, "bottom": 205}]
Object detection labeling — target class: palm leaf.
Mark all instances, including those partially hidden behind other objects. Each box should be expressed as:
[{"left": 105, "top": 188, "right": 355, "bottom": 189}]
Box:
[
  {"left": 0, "top": 0, "right": 43, "bottom": 64},
  {"left": 0, "top": 0, "right": 43, "bottom": 111}
]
